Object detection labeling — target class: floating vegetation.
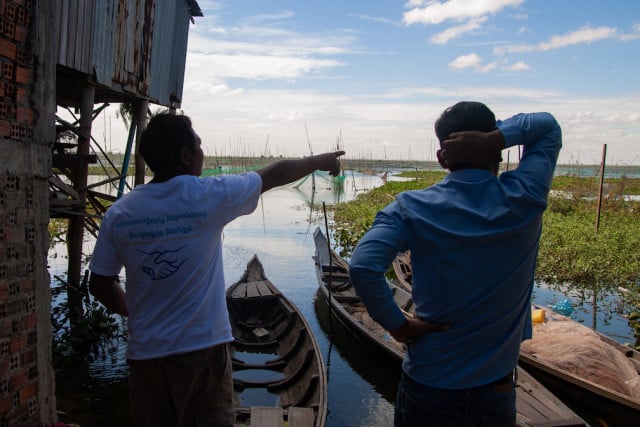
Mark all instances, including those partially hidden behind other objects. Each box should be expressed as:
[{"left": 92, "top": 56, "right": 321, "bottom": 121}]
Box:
[{"left": 332, "top": 171, "right": 640, "bottom": 330}]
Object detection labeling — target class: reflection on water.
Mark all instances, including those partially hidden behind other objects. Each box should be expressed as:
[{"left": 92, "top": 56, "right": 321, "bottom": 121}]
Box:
[
  {"left": 533, "top": 281, "right": 634, "bottom": 343},
  {"left": 51, "top": 170, "right": 637, "bottom": 426},
  {"left": 315, "top": 295, "right": 402, "bottom": 402}
]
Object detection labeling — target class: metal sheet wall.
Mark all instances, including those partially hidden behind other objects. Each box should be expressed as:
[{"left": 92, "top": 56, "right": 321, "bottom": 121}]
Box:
[
  {"left": 148, "top": 0, "right": 192, "bottom": 107},
  {"left": 55, "top": 0, "right": 96, "bottom": 73},
  {"left": 55, "top": 0, "right": 197, "bottom": 107}
]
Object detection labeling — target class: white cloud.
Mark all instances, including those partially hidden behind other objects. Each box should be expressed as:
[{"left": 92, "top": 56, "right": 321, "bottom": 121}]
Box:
[
  {"left": 187, "top": 51, "right": 344, "bottom": 81},
  {"left": 503, "top": 61, "right": 530, "bottom": 71},
  {"left": 430, "top": 17, "right": 487, "bottom": 44},
  {"left": 87, "top": 83, "right": 640, "bottom": 166},
  {"left": 184, "top": 80, "right": 244, "bottom": 97},
  {"left": 448, "top": 53, "right": 497, "bottom": 72},
  {"left": 186, "top": 15, "right": 361, "bottom": 83},
  {"left": 619, "top": 22, "right": 640, "bottom": 41},
  {"left": 189, "top": 30, "right": 356, "bottom": 57},
  {"left": 352, "top": 14, "right": 398, "bottom": 26},
  {"left": 477, "top": 62, "right": 498, "bottom": 73},
  {"left": 448, "top": 53, "right": 482, "bottom": 70},
  {"left": 494, "top": 25, "right": 618, "bottom": 54},
  {"left": 403, "top": 0, "right": 524, "bottom": 26},
  {"left": 244, "top": 10, "right": 295, "bottom": 24},
  {"left": 403, "top": 0, "right": 425, "bottom": 8},
  {"left": 112, "top": 1, "right": 639, "bottom": 166}
]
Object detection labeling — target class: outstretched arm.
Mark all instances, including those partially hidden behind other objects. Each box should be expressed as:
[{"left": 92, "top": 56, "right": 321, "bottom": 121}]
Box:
[
  {"left": 89, "top": 273, "right": 128, "bottom": 316},
  {"left": 257, "top": 151, "right": 345, "bottom": 193}
]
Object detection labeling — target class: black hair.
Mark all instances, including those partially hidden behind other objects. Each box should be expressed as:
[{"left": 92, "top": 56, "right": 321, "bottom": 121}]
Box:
[
  {"left": 434, "top": 101, "right": 496, "bottom": 145},
  {"left": 139, "top": 113, "right": 196, "bottom": 174}
]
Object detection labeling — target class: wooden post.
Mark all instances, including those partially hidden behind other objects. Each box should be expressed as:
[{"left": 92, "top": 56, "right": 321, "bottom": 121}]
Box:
[
  {"left": 595, "top": 144, "right": 607, "bottom": 233},
  {"left": 134, "top": 99, "right": 149, "bottom": 186},
  {"left": 592, "top": 291, "right": 598, "bottom": 331},
  {"left": 66, "top": 84, "right": 95, "bottom": 321},
  {"left": 117, "top": 121, "right": 137, "bottom": 199}
]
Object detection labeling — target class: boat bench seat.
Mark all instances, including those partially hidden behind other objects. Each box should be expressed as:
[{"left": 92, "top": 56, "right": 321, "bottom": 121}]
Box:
[
  {"left": 288, "top": 407, "right": 315, "bottom": 427},
  {"left": 247, "top": 406, "right": 315, "bottom": 427},
  {"left": 229, "top": 280, "right": 280, "bottom": 300},
  {"left": 249, "top": 406, "right": 282, "bottom": 427}
]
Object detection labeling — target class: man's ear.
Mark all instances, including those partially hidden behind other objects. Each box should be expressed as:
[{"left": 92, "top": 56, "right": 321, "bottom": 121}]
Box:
[
  {"left": 436, "top": 149, "right": 448, "bottom": 170},
  {"left": 179, "top": 146, "right": 192, "bottom": 167}
]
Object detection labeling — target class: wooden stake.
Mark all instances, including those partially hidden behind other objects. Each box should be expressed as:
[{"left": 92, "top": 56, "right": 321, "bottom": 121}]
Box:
[{"left": 595, "top": 144, "right": 607, "bottom": 233}]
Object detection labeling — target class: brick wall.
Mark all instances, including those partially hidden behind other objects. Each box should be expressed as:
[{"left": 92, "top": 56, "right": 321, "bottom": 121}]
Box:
[{"left": 0, "top": 0, "right": 56, "bottom": 426}]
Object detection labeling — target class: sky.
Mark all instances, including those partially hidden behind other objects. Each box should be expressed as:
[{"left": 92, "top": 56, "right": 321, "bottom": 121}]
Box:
[{"left": 101, "top": 0, "right": 640, "bottom": 165}]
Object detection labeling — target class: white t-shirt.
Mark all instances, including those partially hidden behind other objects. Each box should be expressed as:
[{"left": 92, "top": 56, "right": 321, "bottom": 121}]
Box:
[{"left": 89, "top": 172, "right": 262, "bottom": 360}]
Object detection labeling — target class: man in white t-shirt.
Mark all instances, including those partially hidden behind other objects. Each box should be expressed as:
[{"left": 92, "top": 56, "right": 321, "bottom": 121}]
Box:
[{"left": 88, "top": 113, "right": 344, "bottom": 427}]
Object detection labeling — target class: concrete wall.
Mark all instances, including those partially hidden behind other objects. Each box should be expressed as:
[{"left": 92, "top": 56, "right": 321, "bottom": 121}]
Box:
[{"left": 0, "top": 0, "right": 57, "bottom": 425}]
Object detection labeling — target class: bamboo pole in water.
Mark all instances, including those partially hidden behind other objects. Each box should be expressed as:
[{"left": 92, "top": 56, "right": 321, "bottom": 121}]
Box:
[{"left": 595, "top": 144, "right": 607, "bottom": 233}]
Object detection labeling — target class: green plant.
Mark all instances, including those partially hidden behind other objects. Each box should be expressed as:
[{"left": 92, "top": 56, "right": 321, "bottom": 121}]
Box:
[
  {"left": 628, "top": 308, "right": 640, "bottom": 351},
  {"left": 333, "top": 176, "right": 441, "bottom": 255},
  {"left": 330, "top": 173, "right": 640, "bottom": 293},
  {"left": 51, "top": 278, "right": 127, "bottom": 369}
]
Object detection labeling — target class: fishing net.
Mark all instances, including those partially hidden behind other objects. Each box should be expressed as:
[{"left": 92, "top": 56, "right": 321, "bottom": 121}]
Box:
[{"left": 520, "top": 312, "right": 640, "bottom": 399}]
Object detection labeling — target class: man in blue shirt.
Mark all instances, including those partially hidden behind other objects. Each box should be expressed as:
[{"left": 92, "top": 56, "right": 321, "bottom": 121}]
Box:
[{"left": 349, "top": 101, "right": 561, "bottom": 426}]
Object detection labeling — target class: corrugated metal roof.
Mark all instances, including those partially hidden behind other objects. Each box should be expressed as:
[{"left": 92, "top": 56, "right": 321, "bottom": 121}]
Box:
[
  {"left": 55, "top": 0, "right": 202, "bottom": 108},
  {"left": 186, "top": 0, "right": 203, "bottom": 17}
]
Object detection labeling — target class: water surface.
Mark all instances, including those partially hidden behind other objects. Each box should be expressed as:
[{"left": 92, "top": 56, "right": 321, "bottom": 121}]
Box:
[{"left": 51, "top": 171, "right": 636, "bottom": 426}]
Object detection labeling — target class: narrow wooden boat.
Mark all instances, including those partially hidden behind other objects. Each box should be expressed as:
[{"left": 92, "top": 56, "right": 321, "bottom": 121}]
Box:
[
  {"left": 391, "top": 250, "right": 412, "bottom": 292},
  {"left": 227, "top": 255, "right": 327, "bottom": 427},
  {"left": 313, "top": 228, "right": 585, "bottom": 427},
  {"left": 519, "top": 306, "right": 640, "bottom": 426}
]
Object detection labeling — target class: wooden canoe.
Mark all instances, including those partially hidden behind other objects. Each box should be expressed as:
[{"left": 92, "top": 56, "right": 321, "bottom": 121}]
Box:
[
  {"left": 519, "top": 306, "right": 640, "bottom": 426},
  {"left": 227, "top": 255, "right": 327, "bottom": 427},
  {"left": 391, "top": 250, "right": 413, "bottom": 293},
  {"left": 313, "top": 228, "right": 585, "bottom": 427}
]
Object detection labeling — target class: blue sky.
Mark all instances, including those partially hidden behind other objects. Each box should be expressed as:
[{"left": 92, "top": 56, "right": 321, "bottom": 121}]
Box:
[{"left": 113, "top": 1, "right": 640, "bottom": 165}]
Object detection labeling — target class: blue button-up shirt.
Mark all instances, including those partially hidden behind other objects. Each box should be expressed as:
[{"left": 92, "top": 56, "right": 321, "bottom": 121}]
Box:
[{"left": 349, "top": 112, "right": 561, "bottom": 389}]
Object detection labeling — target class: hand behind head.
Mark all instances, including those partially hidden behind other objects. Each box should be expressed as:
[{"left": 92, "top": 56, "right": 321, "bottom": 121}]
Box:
[{"left": 438, "top": 131, "right": 501, "bottom": 172}]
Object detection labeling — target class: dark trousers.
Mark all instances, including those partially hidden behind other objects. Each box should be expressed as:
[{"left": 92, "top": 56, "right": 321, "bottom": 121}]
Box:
[
  {"left": 128, "top": 343, "right": 234, "bottom": 427},
  {"left": 394, "top": 371, "right": 516, "bottom": 427}
]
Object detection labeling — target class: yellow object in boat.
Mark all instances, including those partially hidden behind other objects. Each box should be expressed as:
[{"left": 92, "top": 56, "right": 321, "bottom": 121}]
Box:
[{"left": 532, "top": 308, "right": 546, "bottom": 323}]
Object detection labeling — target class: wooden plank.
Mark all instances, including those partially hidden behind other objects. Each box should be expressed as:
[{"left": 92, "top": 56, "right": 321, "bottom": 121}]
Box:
[
  {"left": 52, "top": 154, "right": 98, "bottom": 169},
  {"left": 288, "top": 407, "right": 315, "bottom": 427},
  {"left": 250, "top": 406, "right": 282, "bottom": 427},
  {"left": 246, "top": 283, "right": 260, "bottom": 298},
  {"left": 516, "top": 391, "right": 546, "bottom": 424},
  {"left": 229, "top": 283, "right": 247, "bottom": 299},
  {"left": 87, "top": 190, "right": 117, "bottom": 203},
  {"left": 50, "top": 199, "right": 84, "bottom": 207},
  {"left": 322, "top": 271, "right": 349, "bottom": 279},
  {"left": 516, "top": 368, "right": 585, "bottom": 426},
  {"left": 522, "top": 420, "right": 587, "bottom": 427},
  {"left": 49, "top": 208, "right": 99, "bottom": 219},
  {"left": 519, "top": 372, "right": 563, "bottom": 418},
  {"left": 393, "top": 288, "right": 412, "bottom": 310},
  {"left": 255, "top": 280, "right": 273, "bottom": 297},
  {"left": 50, "top": 175, "right": 80, "bottom": 199},
  {"left": 81, "top": 175, "right": 123, "bottom": 192}
]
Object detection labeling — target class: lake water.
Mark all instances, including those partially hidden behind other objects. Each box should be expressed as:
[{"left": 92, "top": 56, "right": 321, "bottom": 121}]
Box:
[{"left": 50, "top": 171, "right": 637, "bottom": 426}]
